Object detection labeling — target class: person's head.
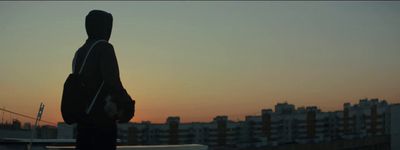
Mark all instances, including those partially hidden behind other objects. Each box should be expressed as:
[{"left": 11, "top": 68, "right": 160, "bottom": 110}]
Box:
[{"left": 85, "top": 10, "right": 113, "bottom": 41}]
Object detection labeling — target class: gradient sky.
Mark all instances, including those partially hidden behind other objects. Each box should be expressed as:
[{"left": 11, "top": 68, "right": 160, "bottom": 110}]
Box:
[{"left": 0, "top": 2, "right": 399, "bottom": 125}]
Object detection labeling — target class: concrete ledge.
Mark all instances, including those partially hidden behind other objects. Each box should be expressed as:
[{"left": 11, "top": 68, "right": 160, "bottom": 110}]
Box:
[{"left": 46, "top": 144, "right": 208, "bottom": 150}]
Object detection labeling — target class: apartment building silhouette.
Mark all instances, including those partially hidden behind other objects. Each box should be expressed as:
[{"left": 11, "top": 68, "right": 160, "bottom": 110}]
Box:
[{"left": 58, "top": 98, "right": 399, "bottom": 150}]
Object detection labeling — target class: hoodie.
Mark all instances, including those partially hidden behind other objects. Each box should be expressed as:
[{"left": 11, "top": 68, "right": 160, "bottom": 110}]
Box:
[{"left": 73, "top": 10, "right": 124, "bottom": 127}]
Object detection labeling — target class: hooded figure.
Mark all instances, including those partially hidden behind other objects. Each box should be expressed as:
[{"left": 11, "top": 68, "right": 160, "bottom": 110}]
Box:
[
  {"left": 73, "top": 10, "right": 123, "bottom": 150},
  {"left": 85, "top": 10, "right": 113, "bottom": 41}
]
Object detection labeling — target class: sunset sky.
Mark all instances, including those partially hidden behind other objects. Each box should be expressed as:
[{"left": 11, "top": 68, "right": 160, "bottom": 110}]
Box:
[{"left": 0, "top": 2, "right": 399, "bottom": 125}]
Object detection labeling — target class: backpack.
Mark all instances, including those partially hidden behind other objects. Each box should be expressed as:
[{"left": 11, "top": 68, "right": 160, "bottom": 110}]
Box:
[
  {"left": 61, "top": 40, "right": 107, "bottom": 125},
  {"left": 116, "top": 89, "right": 135, "bottom": 123},
  {"left": 86, "top": 84, "right": 136, "bottom": 123}
]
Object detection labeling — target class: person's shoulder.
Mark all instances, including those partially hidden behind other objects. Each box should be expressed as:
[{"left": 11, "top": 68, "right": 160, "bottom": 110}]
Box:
[
  {"left": 97, "top": 41, "right": 114, "bottom": 49},
  {"left": 96, "top": 41, "right": 115, "bottom": 56},
  {"left": 74, "top": 44, "right": 86, "bottom": 57}
]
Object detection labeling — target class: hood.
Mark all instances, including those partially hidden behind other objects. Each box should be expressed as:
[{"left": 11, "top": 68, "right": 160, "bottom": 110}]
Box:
[{"left": 85, "top": 10, "right": 113, "bottom": 41}]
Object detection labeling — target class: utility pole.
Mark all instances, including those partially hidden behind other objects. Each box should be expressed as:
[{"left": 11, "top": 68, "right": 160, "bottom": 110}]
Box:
[
  {"left": 27, "top": 102, "right": 45, "bottom": 150},
  {"left": 9, "top": 111, "right": 12, "bottom": 124},
  {"left": 1, "top": 106, "right": 4, "bottom": 124}
]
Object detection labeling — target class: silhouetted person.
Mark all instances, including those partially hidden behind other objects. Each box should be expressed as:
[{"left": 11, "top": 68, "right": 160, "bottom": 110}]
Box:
[{"left": 72, "top": 10, "right": 124, "bottom": 150}]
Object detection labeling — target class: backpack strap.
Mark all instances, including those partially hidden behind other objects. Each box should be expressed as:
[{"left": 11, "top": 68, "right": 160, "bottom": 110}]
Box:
[
  {"left": 86, "top": 81, "right": 104, "bottom": 114},
  {"left": 78, "top": 40, "right": 107, "bottom": 74},
  {"left": 72, "top": 40, "right": 107, "bottom": 115}
]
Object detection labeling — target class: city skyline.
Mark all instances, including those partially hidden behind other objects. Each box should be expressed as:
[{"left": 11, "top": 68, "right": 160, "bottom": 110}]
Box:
[
  {"left": 0, "top": 2, "right": 400, "bottom": 124},
  {"left": 0, "top": 97, "right": 397, "bottom": 126},
  {"left": 1, "top": 99, "right": 398, "bottom": 150}
]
